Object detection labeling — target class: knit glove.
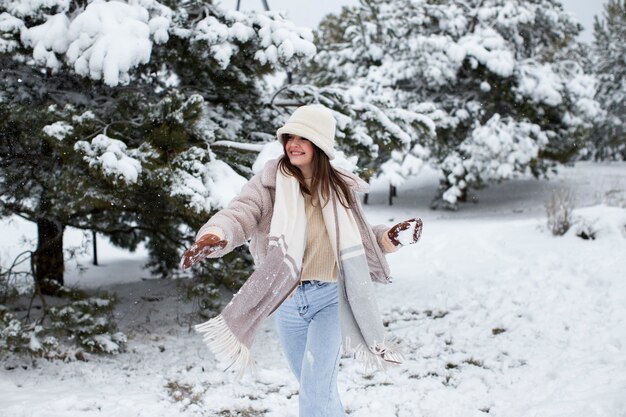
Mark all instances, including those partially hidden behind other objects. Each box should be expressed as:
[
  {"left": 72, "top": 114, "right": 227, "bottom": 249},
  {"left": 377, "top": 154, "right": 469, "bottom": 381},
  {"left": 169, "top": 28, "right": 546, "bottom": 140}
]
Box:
[
  {"left": 387, "top": 218, "right": 423, "bottom": 247},
  {"left": 180, "top": 233, "right": 228, "bottom": 270}
]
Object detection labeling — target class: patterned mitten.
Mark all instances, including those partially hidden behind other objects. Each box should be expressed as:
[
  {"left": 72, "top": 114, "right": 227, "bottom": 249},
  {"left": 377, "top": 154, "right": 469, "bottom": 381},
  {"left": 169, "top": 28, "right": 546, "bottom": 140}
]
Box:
[
  {"left": 387, "top": 218, "right": 423, "bottom": 247},
  {"left": 181, "top": 233, "right": 228, "bottom": 270}
]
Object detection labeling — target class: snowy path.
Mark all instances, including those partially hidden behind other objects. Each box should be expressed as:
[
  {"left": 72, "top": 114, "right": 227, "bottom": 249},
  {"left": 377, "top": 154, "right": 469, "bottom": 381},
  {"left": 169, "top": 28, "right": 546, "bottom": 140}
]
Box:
[{"left": 1, "top": 162, "right": 625, "bottom": 417}]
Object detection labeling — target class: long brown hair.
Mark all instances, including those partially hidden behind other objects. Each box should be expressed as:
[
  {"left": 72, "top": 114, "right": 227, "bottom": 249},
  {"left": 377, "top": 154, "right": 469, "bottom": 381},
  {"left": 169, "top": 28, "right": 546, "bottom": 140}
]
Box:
[{"left": 277, "top": 138, "right": 355, "bottom": 208}]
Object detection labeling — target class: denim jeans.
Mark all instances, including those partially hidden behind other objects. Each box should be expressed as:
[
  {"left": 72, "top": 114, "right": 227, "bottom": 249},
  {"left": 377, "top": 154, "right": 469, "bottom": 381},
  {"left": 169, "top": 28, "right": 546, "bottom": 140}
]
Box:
[{"left": 273, "top": 280, "right": 346, "bottom": 417}]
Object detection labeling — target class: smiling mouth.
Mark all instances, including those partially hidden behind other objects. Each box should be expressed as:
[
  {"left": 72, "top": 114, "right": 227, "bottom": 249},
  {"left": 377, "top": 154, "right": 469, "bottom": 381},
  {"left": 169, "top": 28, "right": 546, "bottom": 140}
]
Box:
[{"left": 290, "top": 151, "right": 305, "bottom": 156}]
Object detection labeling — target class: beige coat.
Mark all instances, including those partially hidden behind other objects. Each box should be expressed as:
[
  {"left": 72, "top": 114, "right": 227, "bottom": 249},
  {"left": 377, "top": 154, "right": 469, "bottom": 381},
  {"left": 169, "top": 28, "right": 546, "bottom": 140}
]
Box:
[{"left": 197, "top": 158, "right": 394, "bottom": 284}]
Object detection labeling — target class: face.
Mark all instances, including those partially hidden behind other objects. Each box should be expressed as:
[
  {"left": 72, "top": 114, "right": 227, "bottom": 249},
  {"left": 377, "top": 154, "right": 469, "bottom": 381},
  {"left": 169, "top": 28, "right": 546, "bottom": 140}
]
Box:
[{"left": 284, "top": 134, "right": 315, "bottom": 175}]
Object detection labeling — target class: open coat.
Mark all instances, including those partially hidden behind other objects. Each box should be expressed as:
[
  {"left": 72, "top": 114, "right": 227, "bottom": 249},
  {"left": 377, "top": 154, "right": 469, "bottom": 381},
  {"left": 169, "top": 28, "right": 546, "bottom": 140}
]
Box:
[{"left": 197, "top": 158, "right": 394, "bottom": 284}]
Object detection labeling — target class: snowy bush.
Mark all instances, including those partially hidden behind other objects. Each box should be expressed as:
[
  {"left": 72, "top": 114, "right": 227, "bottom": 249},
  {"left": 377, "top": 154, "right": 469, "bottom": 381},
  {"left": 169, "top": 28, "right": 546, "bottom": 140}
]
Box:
[
  {"left": 545, "top": 187, "right": 576, "bottom": 236},
  {"left": 0, "top": 307, "right": 30, "bottom": 353},
  {"left": 47, "top": 294, "right": 126, "bottom": 354},
  {"left": 575, "top": 220, "right": 597, "bottom": 241},
  {"left": 0, "top": 279, "right": 126, "bottom": 359},
  {"left": 570, "top": 205, "right": 626, "bottom": 241}
]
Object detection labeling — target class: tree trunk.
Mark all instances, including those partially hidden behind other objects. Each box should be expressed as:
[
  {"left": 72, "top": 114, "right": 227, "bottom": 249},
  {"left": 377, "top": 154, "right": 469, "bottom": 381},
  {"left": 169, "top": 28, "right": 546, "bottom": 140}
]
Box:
[
  {"left": 35, "top": 216, "right": 65, "bottom": 294},
  {"left": 92, "top": 230, "right": 98, "bottom": 266}
]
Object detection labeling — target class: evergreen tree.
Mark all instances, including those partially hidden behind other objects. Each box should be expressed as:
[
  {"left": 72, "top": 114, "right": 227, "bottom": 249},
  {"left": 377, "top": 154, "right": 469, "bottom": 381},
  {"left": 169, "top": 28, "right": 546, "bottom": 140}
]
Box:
[
  {"left": 291, "top": 4, "right": 436, "bottom": 187},
  {"left": 592, "top": 0, "right": 626, "bottom": 160},
  {"left": 308, "top": 0, "right": 601, "bottom": 209},
  {"left": 0, "top": 0, "right": 315, "bottom": 292}
]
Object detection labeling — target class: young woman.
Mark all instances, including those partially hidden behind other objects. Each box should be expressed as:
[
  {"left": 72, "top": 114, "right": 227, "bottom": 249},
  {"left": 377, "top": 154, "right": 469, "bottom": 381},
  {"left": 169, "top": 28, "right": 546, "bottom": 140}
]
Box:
[{"left": 181, "top": 104, "right": 422, "bottom": 417}]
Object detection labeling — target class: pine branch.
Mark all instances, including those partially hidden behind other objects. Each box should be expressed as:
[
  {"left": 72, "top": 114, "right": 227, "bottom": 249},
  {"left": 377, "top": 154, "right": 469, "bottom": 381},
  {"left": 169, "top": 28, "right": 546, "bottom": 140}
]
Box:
[{"left": 211, "top": 140, "right": 265, "bottom": 152}]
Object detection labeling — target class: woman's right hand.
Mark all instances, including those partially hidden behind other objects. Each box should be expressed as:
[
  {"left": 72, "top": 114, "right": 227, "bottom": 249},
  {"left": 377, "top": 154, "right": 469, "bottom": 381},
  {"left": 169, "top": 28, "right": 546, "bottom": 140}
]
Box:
[{"left": 180, "top": 233, "right": 228, "bottom": 270}]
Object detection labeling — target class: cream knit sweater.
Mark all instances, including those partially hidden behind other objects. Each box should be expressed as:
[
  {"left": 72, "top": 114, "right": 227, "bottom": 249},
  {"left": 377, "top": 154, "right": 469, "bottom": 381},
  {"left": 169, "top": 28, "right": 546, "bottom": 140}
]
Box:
[
  {"left": 300, "top": 183, "right": 337, "bottom": 282},
  {"left": 300, "top": 180, "right": 396, "bottom": 283}
]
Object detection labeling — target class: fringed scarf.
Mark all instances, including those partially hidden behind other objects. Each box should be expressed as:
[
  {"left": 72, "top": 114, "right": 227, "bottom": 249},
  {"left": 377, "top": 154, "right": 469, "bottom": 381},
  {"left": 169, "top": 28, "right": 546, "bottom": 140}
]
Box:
[{"left": 195, "top": 169, "right": 402, "bottom": 374}]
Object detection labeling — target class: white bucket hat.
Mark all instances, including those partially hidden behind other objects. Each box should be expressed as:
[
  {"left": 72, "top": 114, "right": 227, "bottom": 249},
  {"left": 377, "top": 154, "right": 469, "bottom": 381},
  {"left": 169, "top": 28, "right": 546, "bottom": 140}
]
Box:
[{"left": 276, "top": 104, "right": 336, "bottom": 160}]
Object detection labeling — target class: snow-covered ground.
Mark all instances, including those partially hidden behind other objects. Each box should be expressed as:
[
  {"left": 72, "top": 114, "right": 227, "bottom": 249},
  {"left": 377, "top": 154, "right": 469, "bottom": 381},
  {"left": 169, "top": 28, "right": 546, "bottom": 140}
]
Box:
[{"left": 1, "top": 162, "right": 625, "bottom": 417}]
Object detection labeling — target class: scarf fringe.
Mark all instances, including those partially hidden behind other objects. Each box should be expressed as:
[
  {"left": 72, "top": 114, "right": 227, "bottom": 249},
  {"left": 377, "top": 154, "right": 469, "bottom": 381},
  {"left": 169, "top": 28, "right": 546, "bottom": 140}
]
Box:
[
  {"left": 344, "top": 336, "right": 404, "bottom": 371},
  {"left": 194, "top": 314, "right": 254, "bottom": 376}
]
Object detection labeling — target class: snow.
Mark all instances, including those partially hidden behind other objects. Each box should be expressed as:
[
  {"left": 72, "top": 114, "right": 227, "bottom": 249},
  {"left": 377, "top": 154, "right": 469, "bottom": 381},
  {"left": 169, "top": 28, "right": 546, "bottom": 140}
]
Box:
[
  {"left": 67, "top": 1, "right": 155, "bottom": 86},
  {"left": 0, "top": 15, "right": 20, "bottom": 53},
  {"left": 394, "top": 225, "right": 418, "bottom": 246},
  {"left": 18, "top": 0, "right": 167, "bottom": 85},
  {"left": 459, "top": 28, "right": 515, "bottom": 78},
  {"left": 22, "top": 12, "right": 70, "bottom": 70},
  {"left": 194, "top": 9, "right": 315, "bottom": 68},
  {"left": 1, "top": 162, "right": 625, "bottom": 417},
  {"left": 204, "top": 158, "right": 249, "bottom": 210},
  {"left": 169, "top": 148, "right": 249, "bottom": 214},
  {"left": 74, "top": 134, "right": 154, "bottom": 185},
  {"left": 516, "top": 62, "right": 564, "bottom": 107},
  {"left": 253, "top": 141, "right": 285, "bottom": 173},
  {"left": 72, "top": 110, "right": 96, "bottom": 124},
  {"left": 3, "top": 0, "right": 70, "bottom": 19},
  {"left": 42, "top": 121, "right": 73, "bottom": 140}
]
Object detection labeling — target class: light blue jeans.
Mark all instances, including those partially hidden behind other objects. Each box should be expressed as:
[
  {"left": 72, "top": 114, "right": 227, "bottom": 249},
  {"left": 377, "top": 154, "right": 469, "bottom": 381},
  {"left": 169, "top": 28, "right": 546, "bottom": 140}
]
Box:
[{"left": 273, "top": 280, "right": 346, "bottom": 417}]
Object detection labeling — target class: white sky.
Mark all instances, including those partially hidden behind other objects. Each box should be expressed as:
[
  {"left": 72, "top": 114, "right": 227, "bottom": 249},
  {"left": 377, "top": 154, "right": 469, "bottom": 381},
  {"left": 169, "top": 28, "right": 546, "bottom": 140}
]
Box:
[{"left": 217, "top": 0, "right": 608, "bottom": 44}]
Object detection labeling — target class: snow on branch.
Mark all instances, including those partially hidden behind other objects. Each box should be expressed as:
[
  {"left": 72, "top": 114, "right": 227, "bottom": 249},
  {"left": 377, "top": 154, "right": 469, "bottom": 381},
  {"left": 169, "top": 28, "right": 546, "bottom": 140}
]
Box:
[
  {"left": 17, "top": 0, "right": 172, "bottom": 86},
  {"left": 191, "top": 8, "right": 316, "bottom": 69},
  {"left": 170, "top": 147, "right": 248, "bottom": 213},
  {"left": 2, "top": 0, "right": 70, "bottom": 19},
  {"left": 459, "top": 27, "right": 515, "bottom": 77},
  {"left": 74, "top": 134, "right": 157, "bottom": 185},
  {"left": 42, "top": 121, "right": 73, "bottom": 141},
  {"left": 210, "top": 140, "right": 266, "bottom": 152},
  {"left": 0, "top": 12, "right": 24, "bottom": 52}
]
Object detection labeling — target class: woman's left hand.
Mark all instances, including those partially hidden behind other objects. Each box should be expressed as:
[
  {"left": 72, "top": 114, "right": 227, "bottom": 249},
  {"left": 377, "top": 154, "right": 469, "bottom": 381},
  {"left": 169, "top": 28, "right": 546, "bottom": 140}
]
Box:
[{"left": 387, "top": 218, "right": 423, "bottom": 247}]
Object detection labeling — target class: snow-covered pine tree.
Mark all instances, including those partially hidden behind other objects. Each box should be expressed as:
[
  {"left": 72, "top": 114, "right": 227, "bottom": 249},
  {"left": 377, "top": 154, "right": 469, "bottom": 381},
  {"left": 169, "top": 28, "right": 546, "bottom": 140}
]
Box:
[
  {"left": 308, "top": 0, "right": 601, "bottom": 209},
  {"left": 291, "top": 5, "right": 436, "bottom": 190},
  {"left": 592, "top": 0, "right": 626, "bottom": 161},
  {"left": 0, "top": 0, "right": 315, "bottom": 292}
]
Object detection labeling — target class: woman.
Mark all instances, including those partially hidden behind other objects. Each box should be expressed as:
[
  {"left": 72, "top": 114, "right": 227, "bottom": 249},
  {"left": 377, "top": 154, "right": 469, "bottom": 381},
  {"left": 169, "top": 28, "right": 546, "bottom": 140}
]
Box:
[{"left": 181, "top": 104, "right": 422, "bottom": 417}]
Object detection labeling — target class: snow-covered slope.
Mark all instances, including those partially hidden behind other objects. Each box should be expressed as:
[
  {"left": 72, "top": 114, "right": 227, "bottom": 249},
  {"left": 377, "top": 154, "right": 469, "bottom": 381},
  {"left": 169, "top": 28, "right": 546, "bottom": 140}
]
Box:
[{"left": 1, "top": 162, "right": 625, "bottom": 417}]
